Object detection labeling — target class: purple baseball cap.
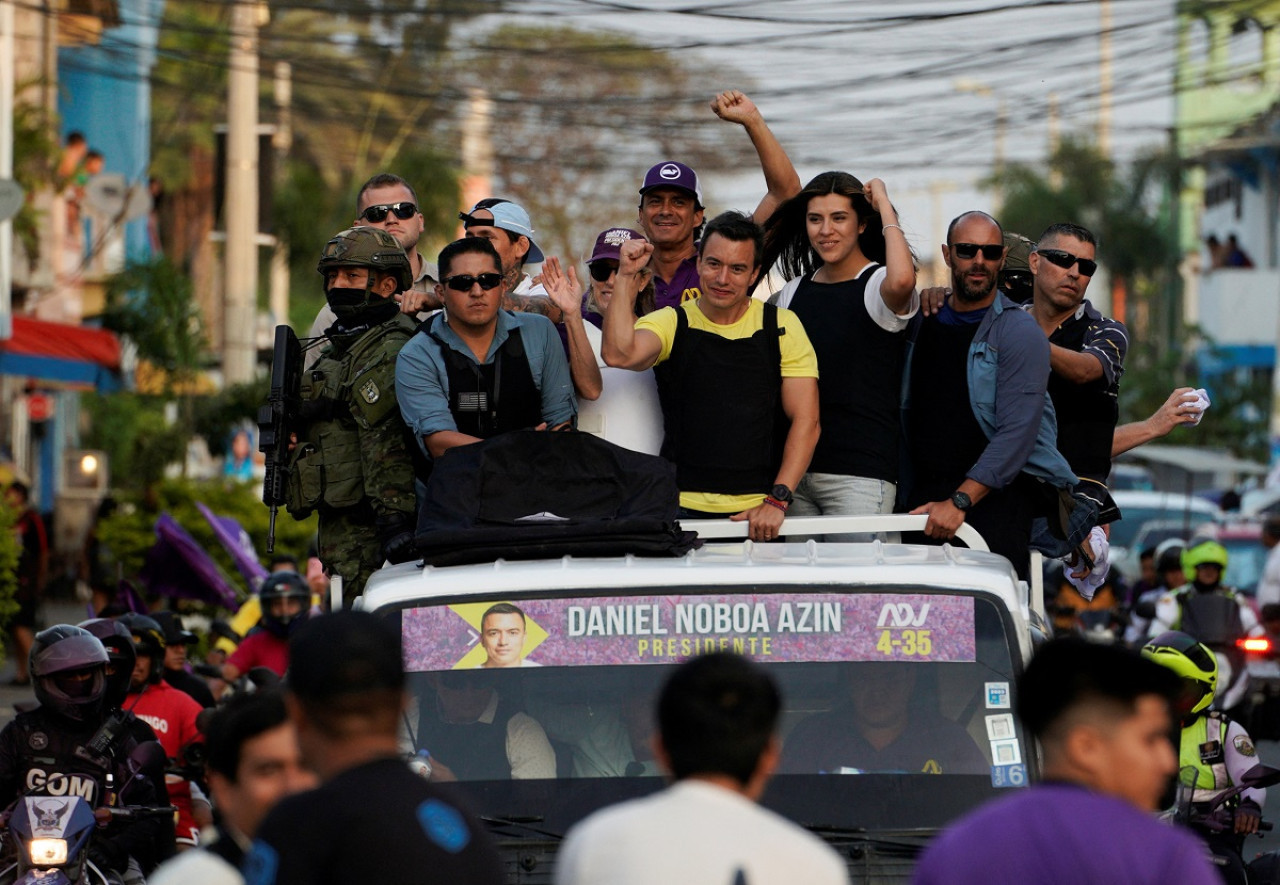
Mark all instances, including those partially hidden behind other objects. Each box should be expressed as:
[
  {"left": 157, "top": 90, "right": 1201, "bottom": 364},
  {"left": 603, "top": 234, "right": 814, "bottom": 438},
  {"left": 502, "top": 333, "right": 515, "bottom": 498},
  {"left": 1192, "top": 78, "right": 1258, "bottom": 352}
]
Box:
[
  {"left": 639, "top": 161, "right": 703, "bottom": 207},
  {"left": 588, "top": 228, "right": 646, "bottom": 264}
]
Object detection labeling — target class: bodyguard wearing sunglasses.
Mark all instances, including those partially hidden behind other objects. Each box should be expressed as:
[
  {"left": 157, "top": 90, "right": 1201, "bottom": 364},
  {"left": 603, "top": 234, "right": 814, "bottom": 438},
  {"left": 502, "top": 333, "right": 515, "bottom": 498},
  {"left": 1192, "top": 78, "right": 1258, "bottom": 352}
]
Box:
[
  {"left": 395, "top": 237, "right": 575, "bottom": 462},
  {"left": 305, "top": 173, "right": 441, "bottom": 368},
  {"left": 903, "top": 211, "right": 1076, "bottom": 579}
]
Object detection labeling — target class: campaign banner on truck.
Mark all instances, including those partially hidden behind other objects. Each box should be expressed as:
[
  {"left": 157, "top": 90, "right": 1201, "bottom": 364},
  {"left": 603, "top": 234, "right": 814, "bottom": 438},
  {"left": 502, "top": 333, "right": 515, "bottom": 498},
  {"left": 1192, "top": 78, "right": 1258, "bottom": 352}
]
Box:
[{"left": 402, "top": 593, "right": 976, "bottom": 671}]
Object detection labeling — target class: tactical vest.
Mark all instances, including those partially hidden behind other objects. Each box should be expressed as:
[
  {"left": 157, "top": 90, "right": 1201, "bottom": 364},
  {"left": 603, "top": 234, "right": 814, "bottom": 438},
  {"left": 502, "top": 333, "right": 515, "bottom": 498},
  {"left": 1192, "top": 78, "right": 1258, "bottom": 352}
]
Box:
[
  {"left": 1174, "top": 587, "right": 1246, "bottom": 647},
  {"left": 654, "top": 303, "right": 784, "bottom": 495},
  {"left": 1047, "top": 311, "right": 1119, "bottom": 483},
  {"left": 425, "top": 325, "right": 542, "bottom": 439},
  {"left": 417, "top": 697, "right": 520, "bottom": 781},
  {"left": 286, "top": 313, "right": 417, "bottom": 517},
  {"left": 1180, "top": 712, "right": 1230, "bottom": 803}
]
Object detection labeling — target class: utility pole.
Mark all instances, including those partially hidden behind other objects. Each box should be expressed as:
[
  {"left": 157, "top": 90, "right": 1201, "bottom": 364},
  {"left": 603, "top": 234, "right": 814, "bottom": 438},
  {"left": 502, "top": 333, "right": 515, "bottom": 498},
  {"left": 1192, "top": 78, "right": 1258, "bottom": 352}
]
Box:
[
  {"left": 1048, "top": 92, "right": 1062, "bottom": 189},
  {"left": 0, "top": 0, "right": 15, "bottom": 340},
  {"left": 1099, "top": 0, "right": 1113, "bottom": 157},
  {"left": 268, "top": 61, "right": 291, "bottom": 327},
  {"left": 223, "top": 0, "right": 261, "bottom": 384},
  {"left": 459, "top": 88, "right": 494, "bottom": 235}
]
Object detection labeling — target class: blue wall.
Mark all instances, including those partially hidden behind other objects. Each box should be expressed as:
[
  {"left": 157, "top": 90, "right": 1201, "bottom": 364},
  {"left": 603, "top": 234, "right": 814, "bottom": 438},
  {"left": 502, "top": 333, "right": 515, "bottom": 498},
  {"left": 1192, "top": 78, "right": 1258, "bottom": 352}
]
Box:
[{"left": 57, "top": 0, "right": 164, "bottom": 264}]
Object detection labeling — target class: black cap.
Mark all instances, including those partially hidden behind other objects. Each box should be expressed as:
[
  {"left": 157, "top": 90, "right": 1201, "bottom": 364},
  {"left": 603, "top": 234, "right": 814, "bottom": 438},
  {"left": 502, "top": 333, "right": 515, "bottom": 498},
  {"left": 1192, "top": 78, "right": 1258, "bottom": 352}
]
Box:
[
  {"left": 287, "top": 611, "right": 403, "bottom": 702},
  {"left": 152, "top": 611, "right": 197, "bottom": 646}
]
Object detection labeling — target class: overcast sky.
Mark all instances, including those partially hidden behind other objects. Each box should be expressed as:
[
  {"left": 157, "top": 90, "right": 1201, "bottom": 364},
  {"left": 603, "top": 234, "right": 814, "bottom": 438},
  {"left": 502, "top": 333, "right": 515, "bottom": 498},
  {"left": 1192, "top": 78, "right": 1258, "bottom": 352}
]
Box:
[{"left": 474, "top": 0, "right": 1180, "bottom": 259}]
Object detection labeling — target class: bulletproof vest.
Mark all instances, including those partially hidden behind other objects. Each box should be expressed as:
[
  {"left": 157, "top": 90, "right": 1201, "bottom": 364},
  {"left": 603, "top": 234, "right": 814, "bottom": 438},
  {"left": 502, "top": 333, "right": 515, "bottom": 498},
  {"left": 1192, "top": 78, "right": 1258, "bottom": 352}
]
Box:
[
  {"left": 786, "top": 266, "right": 905, "bottom": 481},
  {"left": 1180, "top": 712, "right": 1230, "bottom": 803},
  {"left": 1047, "top": 314, "right": 1119, "bottom": 483},
  {"left": 1177, "top": 588, "right": 1246, "bottom": 647},
  {"left": 9, "top": 713, "right": 110, "bottom": 807},
  {"left": 417, "top": 695, "right": 519, "bottom": 781},
  {"left": 426, "top": 326, "right": 542, "bottom": 439},
  {"left": 654, "top": 303, "right": 784, "bottom": 495},
  {"left": 286, "top": 314, "right": 417, "bottom": 517}
]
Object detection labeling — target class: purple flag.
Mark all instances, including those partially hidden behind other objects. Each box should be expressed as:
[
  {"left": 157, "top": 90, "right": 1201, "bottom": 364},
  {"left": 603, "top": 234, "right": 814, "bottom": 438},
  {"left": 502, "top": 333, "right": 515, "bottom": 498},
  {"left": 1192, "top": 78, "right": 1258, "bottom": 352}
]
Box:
[
  {"left": 196, "top": 502, "right": 268, "bottom": 590},
  {"left": 139, "top": 512, "right": 241, "bottom": 610}
]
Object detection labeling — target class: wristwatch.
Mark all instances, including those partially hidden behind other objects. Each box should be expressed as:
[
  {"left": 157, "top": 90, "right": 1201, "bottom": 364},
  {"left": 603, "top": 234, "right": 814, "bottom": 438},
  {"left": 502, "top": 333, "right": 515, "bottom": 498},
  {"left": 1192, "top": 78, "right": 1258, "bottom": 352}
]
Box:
[
  {"left": 771, "top": 484, "right": 794, "bottom": 506},
  {"left": 950, "top": 491, "right": 972, "bottom": 512}
]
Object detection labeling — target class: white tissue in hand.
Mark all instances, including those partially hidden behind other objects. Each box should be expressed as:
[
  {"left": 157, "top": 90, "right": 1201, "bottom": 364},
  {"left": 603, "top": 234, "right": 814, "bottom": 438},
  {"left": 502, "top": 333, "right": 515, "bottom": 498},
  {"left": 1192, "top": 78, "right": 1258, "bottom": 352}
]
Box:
[
  {"left": 1066, "top": 526, "right": 1110, "bottom": 601},
  {"left": 1181, "top": 388, "right": 1211, "bottom": 426}
]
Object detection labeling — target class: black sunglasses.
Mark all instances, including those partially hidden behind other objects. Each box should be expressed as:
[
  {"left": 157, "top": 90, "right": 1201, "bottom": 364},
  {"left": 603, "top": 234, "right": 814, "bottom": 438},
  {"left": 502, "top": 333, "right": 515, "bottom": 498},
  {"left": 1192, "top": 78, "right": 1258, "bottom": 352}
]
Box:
[
  {"left": 360, "top": 202, "right": 418, "bottom": 223},
  {"left": 589, "top": 262, "right": 618, "bottom": 282},
  {"left": 1036, "top": 248, "right": 1097, "bottom": 277},
  {"left": 443, "top": 273, "right": 503, "bottom": 292},
  {"left": 951, "top": 242, "right": 1004, "bottom": 261}
]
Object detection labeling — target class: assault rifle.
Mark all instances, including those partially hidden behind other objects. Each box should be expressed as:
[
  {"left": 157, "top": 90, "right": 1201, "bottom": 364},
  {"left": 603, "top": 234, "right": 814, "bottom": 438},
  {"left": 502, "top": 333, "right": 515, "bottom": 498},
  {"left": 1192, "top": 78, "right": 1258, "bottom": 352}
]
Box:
[{"left": 258, "top": 325, "right": 302, "bottom": 553}]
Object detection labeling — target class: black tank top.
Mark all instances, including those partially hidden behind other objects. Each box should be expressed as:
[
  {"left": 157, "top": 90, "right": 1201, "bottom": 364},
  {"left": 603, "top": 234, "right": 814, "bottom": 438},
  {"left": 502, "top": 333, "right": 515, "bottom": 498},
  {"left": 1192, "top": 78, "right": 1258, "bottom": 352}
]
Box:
[
  {"left": 787, "top": 267, "right": 905, "bottom": 482},
  {"left": 426, "top": 325, "right": 543, "bottom": 438},
  {"left": 907, "top": 316, "right": 987, "bottom": 505},
  {"left": 654, "top": 304, "right": 784, "bottom": 495}
]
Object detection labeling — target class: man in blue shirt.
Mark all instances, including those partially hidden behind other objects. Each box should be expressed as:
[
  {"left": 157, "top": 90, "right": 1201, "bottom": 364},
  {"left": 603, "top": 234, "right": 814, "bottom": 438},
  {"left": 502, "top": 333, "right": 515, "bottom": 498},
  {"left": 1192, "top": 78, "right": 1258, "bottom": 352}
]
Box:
[
  {"left": 903, "top": 211, "right": 1075, "bottom": 578},
  {"left": 913, "top": 640, "right": 1220, "bottom": 885},
  {"left": 395, "top": 237, "right": 576, "bottom": 460}
]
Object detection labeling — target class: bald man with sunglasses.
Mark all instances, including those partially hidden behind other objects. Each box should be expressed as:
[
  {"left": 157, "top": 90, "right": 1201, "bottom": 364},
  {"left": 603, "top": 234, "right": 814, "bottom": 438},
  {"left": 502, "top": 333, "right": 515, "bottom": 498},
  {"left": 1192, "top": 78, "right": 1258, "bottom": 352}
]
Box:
[
  {"left": 902, "top": 211, "right": 1076, "bottom": 580},
  {"left": 305, "top": 173, "right": 441, "bottom": 367}
]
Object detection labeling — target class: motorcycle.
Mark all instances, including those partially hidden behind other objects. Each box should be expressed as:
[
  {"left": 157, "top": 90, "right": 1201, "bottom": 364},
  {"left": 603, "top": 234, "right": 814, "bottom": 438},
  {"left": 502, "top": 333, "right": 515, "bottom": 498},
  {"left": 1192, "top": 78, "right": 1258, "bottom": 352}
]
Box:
[
  {"left": 0, "top": 743, "right": 174, "bottom": 885},
  {"left": 1171, "top": 762, "right": 1280, "bottom": 885}
]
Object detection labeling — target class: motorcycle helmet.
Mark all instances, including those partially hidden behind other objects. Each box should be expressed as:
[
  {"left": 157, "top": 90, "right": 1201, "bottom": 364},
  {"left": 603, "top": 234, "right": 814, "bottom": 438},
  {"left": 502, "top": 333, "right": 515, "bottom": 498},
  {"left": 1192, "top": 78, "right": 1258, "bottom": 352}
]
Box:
[
  {"left": 1142, "top": 630, "right": 1219, "bottom": 716},
  {"left": 30, "top": 625, "right": 109, "bottom": 725},
  {"left": 259, "top": 571, "right": 311, "bottom": 639},
  {"left": 1182, "top": 540, "right": 1229, "bottom": 584},
  {"left": 1154, "top": 540, "right": 1186, "bottom": 588},
  {"left": 117, "top": 612, "right": 166, "bottom": 686},
  {"left": 78, "top": 618, "right": 137, "bottom": 709}
]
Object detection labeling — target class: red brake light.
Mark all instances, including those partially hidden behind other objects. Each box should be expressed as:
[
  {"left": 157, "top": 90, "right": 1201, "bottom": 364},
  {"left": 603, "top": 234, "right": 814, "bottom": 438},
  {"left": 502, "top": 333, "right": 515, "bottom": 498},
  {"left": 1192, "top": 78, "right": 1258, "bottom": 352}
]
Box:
[{"left": 1239, "top": 637, "right": 1272, "bottom": 653}]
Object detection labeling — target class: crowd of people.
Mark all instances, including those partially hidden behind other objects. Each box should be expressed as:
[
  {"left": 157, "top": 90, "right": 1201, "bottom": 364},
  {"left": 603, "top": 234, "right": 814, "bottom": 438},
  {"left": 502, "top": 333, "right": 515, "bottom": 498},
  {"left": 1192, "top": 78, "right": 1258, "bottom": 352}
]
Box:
[{"left": 281, "top": 89, "right": 1206, "bottom": 603}]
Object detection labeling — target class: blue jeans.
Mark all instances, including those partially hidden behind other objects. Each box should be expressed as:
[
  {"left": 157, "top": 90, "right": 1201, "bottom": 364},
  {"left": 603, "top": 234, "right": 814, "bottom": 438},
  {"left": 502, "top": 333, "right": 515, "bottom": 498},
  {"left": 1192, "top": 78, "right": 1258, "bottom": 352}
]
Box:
[{"left": 789, "top": 473, "right": 898, "bottom": 542}]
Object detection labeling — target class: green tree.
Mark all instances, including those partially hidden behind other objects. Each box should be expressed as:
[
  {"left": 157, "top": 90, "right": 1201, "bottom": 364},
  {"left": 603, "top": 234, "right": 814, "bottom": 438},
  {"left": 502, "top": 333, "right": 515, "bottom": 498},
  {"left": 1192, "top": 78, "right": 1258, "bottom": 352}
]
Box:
[
  {"left": 464, "top": 24, "right": 753, "bottom": 261},
  {"left": 0, "top": 501, "right": 23, "bottom": 654}
]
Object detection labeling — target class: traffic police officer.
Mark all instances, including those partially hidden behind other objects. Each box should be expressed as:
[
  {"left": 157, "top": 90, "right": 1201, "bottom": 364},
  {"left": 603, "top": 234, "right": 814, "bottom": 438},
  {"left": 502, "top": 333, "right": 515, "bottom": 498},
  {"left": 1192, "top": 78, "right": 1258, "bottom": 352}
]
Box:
[
  {"left": 1144, "top": 630, "right": 1265, "bottom": 885},
  {"left": 285, "top": 227, "right": 419, "bottom": 604}
]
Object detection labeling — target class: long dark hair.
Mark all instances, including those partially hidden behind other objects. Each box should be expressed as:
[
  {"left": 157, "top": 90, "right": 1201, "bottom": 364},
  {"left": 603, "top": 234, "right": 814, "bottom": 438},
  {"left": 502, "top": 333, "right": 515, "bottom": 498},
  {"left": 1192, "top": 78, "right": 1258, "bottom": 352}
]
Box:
[{"left": 762, "top": 171, "right": 889, "bottom": 280}]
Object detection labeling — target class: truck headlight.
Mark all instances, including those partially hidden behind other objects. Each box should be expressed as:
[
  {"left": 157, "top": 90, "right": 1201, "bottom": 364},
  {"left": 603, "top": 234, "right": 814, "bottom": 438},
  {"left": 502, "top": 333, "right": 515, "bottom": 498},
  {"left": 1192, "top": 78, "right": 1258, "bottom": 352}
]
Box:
[{"left": 29, "top": 838, "right": 68, "bottom": 865}]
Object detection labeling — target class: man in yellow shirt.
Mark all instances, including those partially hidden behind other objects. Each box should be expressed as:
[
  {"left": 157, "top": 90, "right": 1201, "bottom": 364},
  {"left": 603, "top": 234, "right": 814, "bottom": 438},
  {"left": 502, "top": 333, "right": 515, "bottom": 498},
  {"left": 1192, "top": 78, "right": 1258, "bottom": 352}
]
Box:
[{"left": 603, "top": 211, "right": 820, "bottom": 543}]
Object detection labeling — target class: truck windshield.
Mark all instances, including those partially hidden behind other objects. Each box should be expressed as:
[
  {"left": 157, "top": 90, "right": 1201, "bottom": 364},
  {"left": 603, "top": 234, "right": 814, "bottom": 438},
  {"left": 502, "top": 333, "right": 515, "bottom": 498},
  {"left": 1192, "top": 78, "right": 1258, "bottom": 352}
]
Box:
[{"left": 393, "top": 587, "right": 1027, "bottom": 835}]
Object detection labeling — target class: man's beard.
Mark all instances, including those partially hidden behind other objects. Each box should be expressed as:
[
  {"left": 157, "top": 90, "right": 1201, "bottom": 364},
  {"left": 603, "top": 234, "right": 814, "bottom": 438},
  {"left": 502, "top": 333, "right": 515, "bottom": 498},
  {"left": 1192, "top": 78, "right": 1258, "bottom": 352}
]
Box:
[{"left": 952, "top": 269, "right": 997, "bottom": 303}]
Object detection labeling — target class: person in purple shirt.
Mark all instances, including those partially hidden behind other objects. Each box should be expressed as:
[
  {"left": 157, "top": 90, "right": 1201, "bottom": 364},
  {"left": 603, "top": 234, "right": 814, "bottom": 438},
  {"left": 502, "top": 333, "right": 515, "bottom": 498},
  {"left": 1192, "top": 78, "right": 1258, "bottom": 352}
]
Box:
[
  {"left": 638, "top": 90, "right": 800, "bottom": 311},
  {"left": 912, "top": 639, "right": 1220, "bottom": 885}
]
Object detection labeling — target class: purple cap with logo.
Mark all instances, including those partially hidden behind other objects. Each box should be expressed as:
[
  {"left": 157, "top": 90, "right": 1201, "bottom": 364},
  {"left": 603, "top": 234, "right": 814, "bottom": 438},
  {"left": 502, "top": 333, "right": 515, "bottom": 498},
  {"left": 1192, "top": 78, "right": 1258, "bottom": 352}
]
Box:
[
  {"left": 588, "top": 228, "right": 646, "bottom": 264},
  {"left": 639, "top": 161, "right": 703, "bottom": 207}
]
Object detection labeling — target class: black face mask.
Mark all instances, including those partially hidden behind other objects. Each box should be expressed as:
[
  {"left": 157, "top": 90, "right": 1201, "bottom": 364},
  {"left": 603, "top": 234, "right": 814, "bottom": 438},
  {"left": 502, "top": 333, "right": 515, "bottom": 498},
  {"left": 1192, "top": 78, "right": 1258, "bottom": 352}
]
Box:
[{"left": 326, "top": 286, "right": 398, "bottom": 326}]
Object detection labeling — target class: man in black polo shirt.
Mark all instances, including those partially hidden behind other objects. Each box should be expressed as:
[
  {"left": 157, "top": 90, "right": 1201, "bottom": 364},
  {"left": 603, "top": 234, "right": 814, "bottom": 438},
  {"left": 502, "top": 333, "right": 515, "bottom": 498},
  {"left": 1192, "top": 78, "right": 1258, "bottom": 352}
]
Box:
[
  {"left": 1025, "top": 223, "right": 1126, "bottom": 590},
  {"left": 243, "top": 612, "right": 502, "bottom": 885},
  {"left": 1026, "top": 223, "right": 1126, "bottom": 487}
]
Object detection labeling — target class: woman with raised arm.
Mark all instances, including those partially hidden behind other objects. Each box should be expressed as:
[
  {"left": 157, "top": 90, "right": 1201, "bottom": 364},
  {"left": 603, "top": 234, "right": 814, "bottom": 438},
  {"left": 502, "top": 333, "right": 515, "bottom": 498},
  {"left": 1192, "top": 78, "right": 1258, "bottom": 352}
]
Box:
[{"left": 761, "top": 173, "right": 918, "bottom": 539}]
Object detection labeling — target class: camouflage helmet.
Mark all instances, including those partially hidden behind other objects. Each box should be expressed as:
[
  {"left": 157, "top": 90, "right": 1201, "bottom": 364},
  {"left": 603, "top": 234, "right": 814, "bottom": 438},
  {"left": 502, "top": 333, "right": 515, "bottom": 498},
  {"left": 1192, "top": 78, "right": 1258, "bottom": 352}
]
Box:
[
  {"left": 317, "top": 227, "right": 413, "bottom": 294},
  {"left": 1000, "top": 232, "right": 1036, "bottom": 303}
]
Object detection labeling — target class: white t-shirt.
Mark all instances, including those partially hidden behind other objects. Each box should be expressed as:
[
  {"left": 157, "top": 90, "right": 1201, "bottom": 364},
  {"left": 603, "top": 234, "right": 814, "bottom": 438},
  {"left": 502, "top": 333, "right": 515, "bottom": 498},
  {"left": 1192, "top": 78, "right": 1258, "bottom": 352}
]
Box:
[
  {"left": 771, "top": 263, "right": 918, "bottom": 333},
  {"left": 1259, "top": 543, "right": 1280, "bottom": 607},
  {"left": 575, "top": 322, "right": 663, "bottom": 456},
  {"left": 555, "top": 780, "right": 849, "bottom": 885}
]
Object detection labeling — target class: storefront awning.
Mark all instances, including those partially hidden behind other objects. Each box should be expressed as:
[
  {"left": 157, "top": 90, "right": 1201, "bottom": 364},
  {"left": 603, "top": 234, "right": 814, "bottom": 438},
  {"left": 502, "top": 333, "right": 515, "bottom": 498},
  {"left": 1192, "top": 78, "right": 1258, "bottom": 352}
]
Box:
[{"left": 0, "top": 316, "right": 123, "bottom": 392}]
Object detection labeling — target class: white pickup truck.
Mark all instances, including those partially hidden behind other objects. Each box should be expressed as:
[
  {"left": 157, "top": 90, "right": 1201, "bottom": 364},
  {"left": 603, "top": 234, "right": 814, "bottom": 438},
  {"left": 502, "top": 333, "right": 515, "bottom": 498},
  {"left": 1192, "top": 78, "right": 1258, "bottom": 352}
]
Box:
[{"left": 357, "top": 514, "right": 1048, "bottom": 884}]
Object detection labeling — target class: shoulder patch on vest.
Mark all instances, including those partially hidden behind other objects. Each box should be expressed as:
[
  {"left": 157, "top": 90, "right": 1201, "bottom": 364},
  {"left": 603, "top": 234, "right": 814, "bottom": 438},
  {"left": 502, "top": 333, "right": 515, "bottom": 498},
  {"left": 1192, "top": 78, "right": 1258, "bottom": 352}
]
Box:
[
  {"left": 1234, "top": 734, "right": 1257, "bottom": 757},
  {"left": 360, "top": 378, "right": 380, "bottom": 404},
  {"left": 28, "top": 731, "right": 47, "bottom": 751}
]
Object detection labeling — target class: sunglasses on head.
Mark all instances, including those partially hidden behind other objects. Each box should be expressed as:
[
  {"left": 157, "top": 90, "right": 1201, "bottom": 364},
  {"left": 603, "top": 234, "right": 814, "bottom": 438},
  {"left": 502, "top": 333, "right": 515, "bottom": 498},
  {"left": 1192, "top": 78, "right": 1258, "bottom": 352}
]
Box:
[
  {"left": 443, "top": 273, "right": 503, "bottom": 292},
  {"left": 1036, "top": 248, "right": 1097, "bottom": 277},
  {"left": 360, "top": 202, "right": 417, "bottom": 223},
  {"left": 951, "top": 242, "right": 1004, "bottom": 261}
]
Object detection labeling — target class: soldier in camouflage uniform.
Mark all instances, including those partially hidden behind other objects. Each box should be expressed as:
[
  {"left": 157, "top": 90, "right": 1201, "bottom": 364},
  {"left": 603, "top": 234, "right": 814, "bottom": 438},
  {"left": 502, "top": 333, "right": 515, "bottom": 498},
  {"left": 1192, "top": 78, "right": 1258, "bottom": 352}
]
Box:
[{"left": 285, "top": 227, "right": 419, "bottom": 604}]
